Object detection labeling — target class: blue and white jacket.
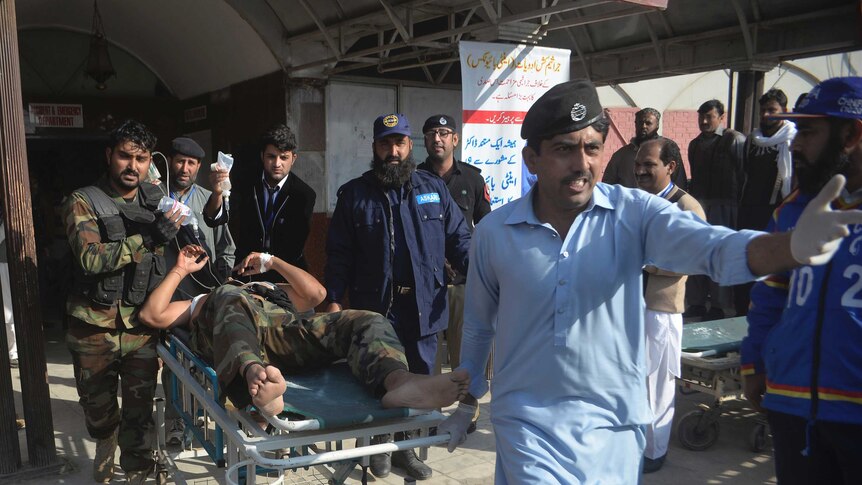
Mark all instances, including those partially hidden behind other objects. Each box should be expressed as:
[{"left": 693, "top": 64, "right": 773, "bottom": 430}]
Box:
[{"left": 741, "top": 189, "right": 862, "bottom": 424}]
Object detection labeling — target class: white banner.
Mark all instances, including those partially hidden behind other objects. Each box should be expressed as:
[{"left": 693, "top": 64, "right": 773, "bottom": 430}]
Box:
[{"left": 459, "top": 41, "right": 570, "bottom": 208}]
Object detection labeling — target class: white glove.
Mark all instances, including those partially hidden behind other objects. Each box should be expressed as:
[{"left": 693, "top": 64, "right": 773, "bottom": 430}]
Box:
[
  {"left": 437, "top": 402, "right": 477, "bottom": 453},
  {"left": 791, "top": 174, "right": 862, "bottom": 265}
]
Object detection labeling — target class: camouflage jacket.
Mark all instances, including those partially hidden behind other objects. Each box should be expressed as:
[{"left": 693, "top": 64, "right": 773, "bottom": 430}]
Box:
[{"left": 64, "top": 176, "right": 164, "bottom": 329}]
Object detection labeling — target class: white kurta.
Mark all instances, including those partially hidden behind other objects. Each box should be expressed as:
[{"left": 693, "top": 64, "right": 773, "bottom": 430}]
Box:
[{"left": 644, "top": 309, "right": 683, "bottom": 459}]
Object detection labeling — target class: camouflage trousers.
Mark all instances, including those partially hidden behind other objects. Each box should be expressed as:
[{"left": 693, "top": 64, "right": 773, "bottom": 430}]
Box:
[
  {"left": 190, "top": 285, "right": 409, "bottom": 409},
  {"left": 66, "top": 317, "right": 158, "bottom": 472}
]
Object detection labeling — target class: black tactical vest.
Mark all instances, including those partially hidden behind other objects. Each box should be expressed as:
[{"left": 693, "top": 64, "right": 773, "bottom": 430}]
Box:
[{"left": 73, "top": 182, "right": 167, "bottom": 307}]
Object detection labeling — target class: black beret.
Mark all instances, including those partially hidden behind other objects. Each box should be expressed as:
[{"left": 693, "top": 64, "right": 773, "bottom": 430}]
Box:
[
  {"left": 171, "top": 137, "right": 205, "bottom": 159},
  {"left": 520, "top": 79, "right": 605, "bottom": 139},
  {"left": 422, "top": 114, "right": 457, "bottom": 134}
]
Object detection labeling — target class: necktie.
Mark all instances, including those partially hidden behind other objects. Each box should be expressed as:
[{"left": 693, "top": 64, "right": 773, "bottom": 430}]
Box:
[{"left": 265, "top": 186, "right": 279, "bottom": 227}]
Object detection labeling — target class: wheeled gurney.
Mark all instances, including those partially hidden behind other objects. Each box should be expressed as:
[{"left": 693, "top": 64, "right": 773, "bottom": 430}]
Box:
[
  {"left": 675, "top": 317, "right": 769, "bottom": 452},
  {"left": 155, "top": 329, "right": 451, "bottom": 485}
]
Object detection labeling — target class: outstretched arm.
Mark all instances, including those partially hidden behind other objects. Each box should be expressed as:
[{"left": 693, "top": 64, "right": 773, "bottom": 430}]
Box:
[
  {"left": 233, "top": 252, "right": 326, "bottom": 313},
  {"left": 748, "top": 175, "right": 862, "bottom": 276},
  {"left": 139, "top": 245, "right": 209, "bottom": 329}
]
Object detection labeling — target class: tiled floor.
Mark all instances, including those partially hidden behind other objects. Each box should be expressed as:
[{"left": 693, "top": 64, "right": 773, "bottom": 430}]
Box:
[{"left": 6, "top": 327, "right": 776, "bottom": 484}]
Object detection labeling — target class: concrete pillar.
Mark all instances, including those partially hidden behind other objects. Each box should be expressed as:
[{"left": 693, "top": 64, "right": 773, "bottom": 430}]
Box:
[{"left": 733, "top": 70, "right": 765, "bottom": 134}]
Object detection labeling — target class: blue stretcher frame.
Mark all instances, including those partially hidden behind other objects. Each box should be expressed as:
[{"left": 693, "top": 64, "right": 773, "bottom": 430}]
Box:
[
  {"left": 167, "top": 335, "right": 225, "bottom": 467},
  {"left": 155, "top": 333, "right": 452, "bottom": 485}
]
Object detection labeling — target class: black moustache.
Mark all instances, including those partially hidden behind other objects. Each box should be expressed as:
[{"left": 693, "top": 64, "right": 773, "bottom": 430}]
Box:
[{"left": 561, "top": 173, "right": 590, "bottom": 185}]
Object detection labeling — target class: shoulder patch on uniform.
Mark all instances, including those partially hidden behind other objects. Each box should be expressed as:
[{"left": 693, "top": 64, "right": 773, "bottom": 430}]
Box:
[
  {"left": 416, "top": 192, "right": 441, "bottom": 204},
  {"left": 483, "top": 184, "right": 491, "bottom": 203},
  {"left": 461, "top": 162, "right": 482, "bottom": 174}
]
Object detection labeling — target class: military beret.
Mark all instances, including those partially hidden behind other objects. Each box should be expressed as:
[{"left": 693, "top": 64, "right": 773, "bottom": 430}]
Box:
[
  {"left": 422, "top": 114, "right": 457, "bottom": 134},
  {"left": 520, "top": 79, "right": 605, "bottom": 139},
  {"left": 373, "top": 113, "right": 411, "bottom": 140},
  {"left": 171, "top": 137, "right": 205, "bottom": 159}
]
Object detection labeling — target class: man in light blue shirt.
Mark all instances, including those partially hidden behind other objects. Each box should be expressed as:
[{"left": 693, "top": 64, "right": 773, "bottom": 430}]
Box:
[{"left": 437, "top": 79, "right": 862, "bottom": 483}]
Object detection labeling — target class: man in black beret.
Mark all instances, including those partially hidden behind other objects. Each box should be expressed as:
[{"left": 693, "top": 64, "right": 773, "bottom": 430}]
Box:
[
  {"left": 161, "top": 136, "right": 236, "bottom": 445},
  {"left": 163, "top": 137, "right": 235, "bottom": 289},
  {"left": 438, "top": 79, "right": 862, "bottom": 483}
]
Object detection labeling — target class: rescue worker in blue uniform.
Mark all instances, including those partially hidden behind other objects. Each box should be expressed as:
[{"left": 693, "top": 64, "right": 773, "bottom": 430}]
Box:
[
  {"left": 741, "top": 77, "right": 862, "bottom": 485},
  {"left": 324, "top": 113, "right": 471, "bottom": 480}
]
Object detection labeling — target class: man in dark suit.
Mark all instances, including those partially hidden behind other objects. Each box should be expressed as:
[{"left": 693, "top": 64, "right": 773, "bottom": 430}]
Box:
[{"left": 235, "top": 124, "right": 316, "bottom": 280}]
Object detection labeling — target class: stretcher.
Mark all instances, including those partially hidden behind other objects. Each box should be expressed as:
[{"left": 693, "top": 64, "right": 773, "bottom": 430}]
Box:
[
  {"left": 675, "top": 317, "right": 769, "bottom": 452},
  {"left": 155, "top": 329, "right": 451, "bottom": 485}
]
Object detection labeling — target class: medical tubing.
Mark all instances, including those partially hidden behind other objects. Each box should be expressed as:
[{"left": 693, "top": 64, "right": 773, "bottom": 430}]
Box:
[
  {"left": 151, "top": 151, "right": 169, "bottom": 187},
  {"left": 170, "top": 233, "right": 219, "bottom": 293}
]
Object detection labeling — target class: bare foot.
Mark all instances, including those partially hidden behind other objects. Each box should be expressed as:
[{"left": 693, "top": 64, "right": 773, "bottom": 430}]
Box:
[
  {"left": 381, "top": 369, "right": 470, "bottom": 409},
  {"left": 245, "top": 363, "right": 286, "bottom": 417}
]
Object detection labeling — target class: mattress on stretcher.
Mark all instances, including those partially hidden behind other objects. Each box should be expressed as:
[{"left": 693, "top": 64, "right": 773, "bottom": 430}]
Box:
[
  {"left": 281, "top": 362, "right": 410, "bottom": 429},
  {"left": 167, "top": 329, "right": 410, "bottom": 429},
  {"left": 681, "top": 316, "right": 748, "bottom": 355}
]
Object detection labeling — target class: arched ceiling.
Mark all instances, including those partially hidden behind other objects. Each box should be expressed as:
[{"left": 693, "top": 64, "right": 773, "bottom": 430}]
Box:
[
  {"left": 15, "top": 0, "right": 281, "bottom": 100},
  {"left": 14, "top": 0, "right": 862, "bottom": 99}
]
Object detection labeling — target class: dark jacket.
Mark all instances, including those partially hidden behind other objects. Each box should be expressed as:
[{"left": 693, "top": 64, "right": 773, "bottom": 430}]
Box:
[
  {"left": 417, "top": 158, "right": 491, "bottom": 232},
  {"left": 603, "top": 136, "right": 689, "bottom": 190},
  {"left": 417, "top": 158, "right": 490, "bottom": 284},
  {"left": 325, "top": 169, "right": 471, "bottom": 338},
  {"left": 688, "top": 128, "right": 746, "bottom": 202},
  {"left": 235, "top": 172, "right": 316, "bottom": 274}
]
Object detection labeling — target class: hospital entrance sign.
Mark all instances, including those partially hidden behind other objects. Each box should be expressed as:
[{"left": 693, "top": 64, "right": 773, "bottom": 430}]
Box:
[
  {"left": 459, "top": 41, "right": 570, "bottom": 209},
  {"left": 28, "top": 103, "right": 84, "bottom": 128}
]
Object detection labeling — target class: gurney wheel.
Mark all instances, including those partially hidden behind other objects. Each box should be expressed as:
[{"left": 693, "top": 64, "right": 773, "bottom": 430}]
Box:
[
  {"left": 677, "top": 410, "right": 719, "bottom": 451},
  {"left": 750, "top": 423, "right": 769, "bottom": 452}
]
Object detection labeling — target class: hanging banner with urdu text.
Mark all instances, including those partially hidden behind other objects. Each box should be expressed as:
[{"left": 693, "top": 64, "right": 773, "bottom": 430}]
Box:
[{"left": 459, "top": 41, "right": 570, "bottom": 208}]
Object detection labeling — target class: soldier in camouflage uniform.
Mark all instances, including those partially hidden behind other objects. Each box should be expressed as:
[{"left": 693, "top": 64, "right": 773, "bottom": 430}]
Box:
[
  {"left": 64, "top": 120, "right": 185, "bottom": 484},
  {"left": 139, "top": 246, "right": 469, "bottom": 416}
]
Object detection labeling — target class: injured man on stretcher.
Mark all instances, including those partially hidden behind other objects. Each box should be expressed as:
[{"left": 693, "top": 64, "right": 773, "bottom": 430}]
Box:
[{"left": 139, "top": 245, "right": 469, "bottom": 417}]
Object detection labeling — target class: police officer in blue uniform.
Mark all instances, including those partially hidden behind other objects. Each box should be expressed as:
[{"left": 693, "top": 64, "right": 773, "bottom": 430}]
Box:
[{"left": 324, "top": 113, "right": 471, "bottom": 480}]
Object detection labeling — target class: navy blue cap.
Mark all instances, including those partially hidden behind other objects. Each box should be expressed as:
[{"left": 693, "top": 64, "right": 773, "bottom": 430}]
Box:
[
  {"left": 772, "top": 77, "right": 862, "bottom": 120},
  {"left": 171, "top": 137, "right": 205, "bottom": 159},
  {"left": 373, "top": 113, "right": 411, "bottom": 140}
]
